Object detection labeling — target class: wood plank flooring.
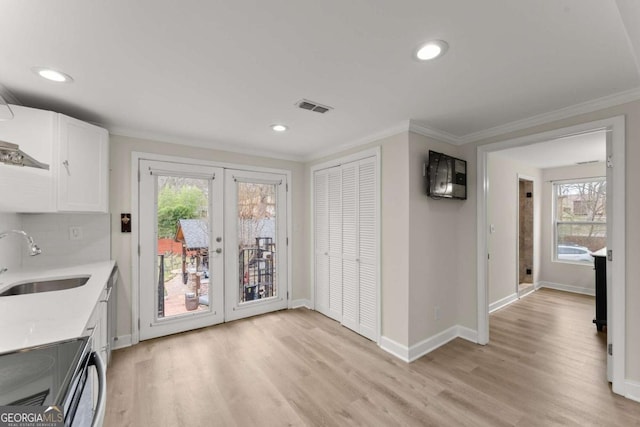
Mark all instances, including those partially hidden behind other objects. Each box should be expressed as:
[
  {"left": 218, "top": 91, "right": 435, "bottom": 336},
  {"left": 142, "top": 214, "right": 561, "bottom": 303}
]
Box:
[{"left": 104, "top": 289, "right": 640, "bottom": 426}]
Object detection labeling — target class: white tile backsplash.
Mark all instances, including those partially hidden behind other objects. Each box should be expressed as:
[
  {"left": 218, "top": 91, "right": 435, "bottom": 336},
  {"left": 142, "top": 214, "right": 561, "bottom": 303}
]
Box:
[
  {"left": 21, "top": 213, "right": 111, "bottom": 269},
  {"left": 0, "top": 213, "right": 23, "bottom": 272}
]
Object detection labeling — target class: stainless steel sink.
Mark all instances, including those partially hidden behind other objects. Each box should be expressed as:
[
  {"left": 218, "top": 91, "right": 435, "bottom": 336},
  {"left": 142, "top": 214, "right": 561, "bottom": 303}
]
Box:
[{"left": 0, "top": 276, "right": 90, "bottom": 296}]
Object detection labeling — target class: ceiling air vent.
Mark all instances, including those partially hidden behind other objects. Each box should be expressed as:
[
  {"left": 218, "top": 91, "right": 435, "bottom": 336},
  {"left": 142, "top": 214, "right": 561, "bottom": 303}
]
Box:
[{"left": 295, "top": 99, "right": 333, "bottom": 114}]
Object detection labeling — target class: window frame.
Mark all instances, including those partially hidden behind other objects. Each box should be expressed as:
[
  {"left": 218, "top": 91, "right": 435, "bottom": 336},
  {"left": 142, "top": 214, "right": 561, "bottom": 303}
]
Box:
[{"left": 552, "top": 177, "right": 606, "bottom": 265}]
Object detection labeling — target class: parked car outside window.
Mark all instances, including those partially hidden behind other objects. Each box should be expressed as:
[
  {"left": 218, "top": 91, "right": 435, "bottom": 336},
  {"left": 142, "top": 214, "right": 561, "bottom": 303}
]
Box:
[{"left": 556, "top": 244, "right": 593, "bottom": 263}]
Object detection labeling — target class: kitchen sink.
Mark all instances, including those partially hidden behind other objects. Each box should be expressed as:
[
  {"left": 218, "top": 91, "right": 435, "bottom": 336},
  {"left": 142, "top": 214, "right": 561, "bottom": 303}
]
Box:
[{"left": 0, "top": 276, "right": 90, "bottom": 296}]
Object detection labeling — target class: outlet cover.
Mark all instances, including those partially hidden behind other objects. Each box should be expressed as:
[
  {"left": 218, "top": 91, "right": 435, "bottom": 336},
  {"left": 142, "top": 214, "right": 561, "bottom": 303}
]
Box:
[{"left": 69, "top": 226, "right": 83, "bottom": 241}]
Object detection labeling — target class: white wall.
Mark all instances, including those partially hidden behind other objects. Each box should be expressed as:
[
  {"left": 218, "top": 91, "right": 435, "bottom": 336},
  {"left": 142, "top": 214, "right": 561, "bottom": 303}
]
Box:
[
  {"left": 539, "top": 162, "right": 606, "bottom": 293},
  {"left": 109, "top": 134, "right": 307, "bottom": 342},
  {"left": 408, "top": 133, "right": 464, "bottom": 344},
  {"left": 487, "top": 153, "right": 541, "bottom": 305}
]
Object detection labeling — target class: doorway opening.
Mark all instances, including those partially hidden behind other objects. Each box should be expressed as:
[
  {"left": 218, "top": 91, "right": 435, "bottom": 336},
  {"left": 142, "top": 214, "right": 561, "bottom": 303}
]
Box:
[
  {"left": 518, "top": 177, "right": 534, "bottom": 297},
  {"left": 477, "top": 116, "right": 626, "bottom": 395}
]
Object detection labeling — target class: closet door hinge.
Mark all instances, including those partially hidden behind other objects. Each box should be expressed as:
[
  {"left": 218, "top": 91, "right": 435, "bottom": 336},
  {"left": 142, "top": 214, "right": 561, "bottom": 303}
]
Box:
[
  {"left": 286, "top": 237, "right": 289, "bottom": 246},
  {"left": 608, "top": 344, "right": 613, "bottom": 356},
  {"left": 607, "top": 155, "right": 613, "bottom": 168},
  {"left": 286, "top": 183, "right": 289, "bottom": 192}
]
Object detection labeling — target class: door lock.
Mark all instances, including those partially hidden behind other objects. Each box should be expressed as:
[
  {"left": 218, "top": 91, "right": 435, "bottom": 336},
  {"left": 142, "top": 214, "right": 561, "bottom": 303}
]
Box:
[{"left": 216, "top": 237, "right": 222, "bottom": 242}]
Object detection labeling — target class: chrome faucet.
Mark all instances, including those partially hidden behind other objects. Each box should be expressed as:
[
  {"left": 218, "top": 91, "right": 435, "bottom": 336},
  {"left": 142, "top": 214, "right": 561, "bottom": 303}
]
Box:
[{"left": 0, "top": 230, "right": 42, "bottom": 275}]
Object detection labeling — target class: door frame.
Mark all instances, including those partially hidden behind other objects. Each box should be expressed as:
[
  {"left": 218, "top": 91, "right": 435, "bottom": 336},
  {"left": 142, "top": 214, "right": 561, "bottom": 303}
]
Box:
[
  {"left": 476, "top": 116, "right": 626, "bottom": 395},
  {"left": 308, "top": 146, "right": 381, "bottom": 344},
  {"left": 130, "top": 151, "right": 292, "bottom": 345}
]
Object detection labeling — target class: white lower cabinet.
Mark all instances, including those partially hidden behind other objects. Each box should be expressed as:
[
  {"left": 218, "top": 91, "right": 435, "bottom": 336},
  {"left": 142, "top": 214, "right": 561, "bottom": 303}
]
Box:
[
  {"left": 314, "top": 155, "right": 379, "bottom": 342},
  {"left": 0, "top": 105, "right": 109, "bottom": 213}
]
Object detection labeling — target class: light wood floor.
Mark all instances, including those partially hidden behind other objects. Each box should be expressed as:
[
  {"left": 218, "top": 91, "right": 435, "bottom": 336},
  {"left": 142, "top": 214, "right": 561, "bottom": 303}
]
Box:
[{"left": 104, "top": 289, "right": 640, "bottom": 426}]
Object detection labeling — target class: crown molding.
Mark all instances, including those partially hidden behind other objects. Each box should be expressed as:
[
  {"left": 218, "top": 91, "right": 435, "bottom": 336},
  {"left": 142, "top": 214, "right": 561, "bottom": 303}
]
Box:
[
  {"left": 107, "top": 126, "right": 304, "bottom": 162},
  {"left": 459, "top": 86, "right": 640, "bottom": 144},
  {"left": 408, "top": 121, "right": 462, "bottom": 145},
  {"left": 303, "top": 120, "right": 411, "bottom": 162}
]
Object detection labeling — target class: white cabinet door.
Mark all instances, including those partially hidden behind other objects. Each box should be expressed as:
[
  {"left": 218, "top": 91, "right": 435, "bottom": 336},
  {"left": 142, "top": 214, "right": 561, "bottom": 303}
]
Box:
[
  {"left": 0, "top": 105, "right": 57, "bottom": 212},
  {"left": 57, "top": 114, "right": 109, "bottom": 212}
]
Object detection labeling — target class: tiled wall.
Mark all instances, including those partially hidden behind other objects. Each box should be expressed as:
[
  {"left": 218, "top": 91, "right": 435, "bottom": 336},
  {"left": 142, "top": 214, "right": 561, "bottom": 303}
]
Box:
[
  {"left": 519, "top": 179, "right": 534, "bottom": 284},
  {"left": 20, "top": 213, "right": 111, "bottom": 269},
  {"left": 0, "top": 213, "right": 23, "bottom": 272}
]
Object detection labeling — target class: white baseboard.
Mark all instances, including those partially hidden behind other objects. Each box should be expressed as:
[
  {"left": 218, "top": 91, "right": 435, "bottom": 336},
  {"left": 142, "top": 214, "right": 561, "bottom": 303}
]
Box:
[
  {"left": 380, "top": 336, "right": 410, "bottom": 362},
  {"left": 380, "top": 325, "right": 479, "bottom": 363},
  {"left": 626, "top": 380, "right": 640, "bottom": 403},
  {"left": 408, "top": 326, "right": 460, "bottom": 362},
  {"left": 291, "top": 299, "right": 311, "bottom": 309},
  {"left": 489, "top": 293, "right": 518, "bottom": 313},
  {"left": 113, "top": 334, "right": 132, "bottom": 350},
  {"left": 537, "top": 281, "right": 595, "bottom": 296},
  {"left": 456, "top": 325, "right": 478, "bottom": 343}
]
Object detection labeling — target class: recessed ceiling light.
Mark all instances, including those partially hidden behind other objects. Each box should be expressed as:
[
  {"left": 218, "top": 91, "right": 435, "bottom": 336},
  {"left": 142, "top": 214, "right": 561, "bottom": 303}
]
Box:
[
  {"left": 415, "top": 40, "right": 449, "bottom": 61},
  {"left": 271, "top": 124, "right": 288, "bottom": 132},
  {"left": 32, "top": 67, "right": 74, "bottom": 83}
]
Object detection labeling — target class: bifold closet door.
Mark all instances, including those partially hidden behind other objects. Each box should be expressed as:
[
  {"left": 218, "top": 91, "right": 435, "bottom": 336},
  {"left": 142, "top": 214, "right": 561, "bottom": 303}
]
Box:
[
  {"left": 314, "top": 166, "right": 343, "bottom": 322},
  {"left": 357, "top": 157, "right": 378, "bottom": 340},
  {"left": 327, "top": 167, "right": 343, "bottom": 321},
  {"left": 314, "top": 170, "right": 330, "bottom": 316},
  {"left": 341, "top": 157, "right": 377, "bottom": 340},
  {"left": 314, "top": 156, "right": 378, "bottom": 342}
]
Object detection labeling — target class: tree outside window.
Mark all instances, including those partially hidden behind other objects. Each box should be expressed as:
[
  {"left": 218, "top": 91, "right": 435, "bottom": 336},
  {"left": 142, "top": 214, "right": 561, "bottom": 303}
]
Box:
[{"left": 554, "top": 178, "right": 606, "bottom": 264}]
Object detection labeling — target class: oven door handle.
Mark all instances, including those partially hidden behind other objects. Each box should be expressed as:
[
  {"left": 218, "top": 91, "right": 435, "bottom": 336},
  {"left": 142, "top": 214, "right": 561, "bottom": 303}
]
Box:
[{"left": 89, "top": 351, "right": 107, "bottom": 427}]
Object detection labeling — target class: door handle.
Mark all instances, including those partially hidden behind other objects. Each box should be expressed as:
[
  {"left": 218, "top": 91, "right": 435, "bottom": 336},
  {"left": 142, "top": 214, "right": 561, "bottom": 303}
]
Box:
[{"left": 216, "top": 248, "right": 222, "bottom": 254}]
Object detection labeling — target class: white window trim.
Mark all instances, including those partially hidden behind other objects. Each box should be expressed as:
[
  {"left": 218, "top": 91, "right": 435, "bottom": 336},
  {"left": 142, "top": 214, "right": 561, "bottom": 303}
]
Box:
[{"left": 551, "top": 177, "right": 606, "bottom": 265}]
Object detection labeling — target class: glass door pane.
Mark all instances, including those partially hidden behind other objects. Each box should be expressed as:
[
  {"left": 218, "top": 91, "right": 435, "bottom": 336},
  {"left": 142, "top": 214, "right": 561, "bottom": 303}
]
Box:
[
  {"left": 155, "top": 174, "right": 211, "bottom": 319},
  {"left": 139, "top": 160, "right": 224, "bottom": 341},
  {"left": 237, "top": 181, "right": 278, "bottom": 303},
  {"left": 225, "top": 170, "right": 288, "bottom": 321}
]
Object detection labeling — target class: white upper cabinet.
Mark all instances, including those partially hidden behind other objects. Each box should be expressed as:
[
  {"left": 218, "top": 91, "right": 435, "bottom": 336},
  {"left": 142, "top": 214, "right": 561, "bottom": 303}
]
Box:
[
  {"left": 0, "top": 105, "right": 57, "bottom": 212},
  {"left": 0, "top": 105, "right": 109, "bottom": 213},
  {"left": 57, "top": 114, "right": 109, "bottom": 212}
]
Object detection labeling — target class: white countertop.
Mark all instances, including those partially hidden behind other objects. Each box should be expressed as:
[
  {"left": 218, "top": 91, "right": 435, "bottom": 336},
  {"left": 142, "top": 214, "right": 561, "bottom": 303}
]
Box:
[{"left": 0, "top": 260, "right": 116, "bottom": 353}]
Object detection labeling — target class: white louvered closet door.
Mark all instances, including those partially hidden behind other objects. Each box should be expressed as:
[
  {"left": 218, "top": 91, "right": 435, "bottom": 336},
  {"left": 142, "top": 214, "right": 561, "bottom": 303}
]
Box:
[
  {"left": 313, "top": 154, "right": 378, "bottom": 342},
  {"left": 328, "top": 167, "right": 343, "bottom": 321},
  {"left": 314, "top": 170, "right": 330, "bottom": 317},
  {"left": 341, "top": 162, "right": 359, "bottom": 332},
  {"left": 357, "top": 157, "right": 378, "bottom": 340}
]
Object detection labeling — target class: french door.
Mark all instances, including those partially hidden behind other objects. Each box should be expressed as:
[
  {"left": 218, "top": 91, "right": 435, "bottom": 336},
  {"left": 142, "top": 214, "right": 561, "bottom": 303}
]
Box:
[
  {"left": 224, "top": 169, "right": 288, "bottom": 321},
  {"left": 139, "top": 160, "right": 288, "bottom": 340}
]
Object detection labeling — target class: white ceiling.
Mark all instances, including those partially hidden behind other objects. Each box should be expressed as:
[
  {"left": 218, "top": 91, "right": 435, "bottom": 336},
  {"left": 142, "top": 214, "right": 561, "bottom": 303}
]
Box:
[
  {"left": 0, "top": 0, "right": 638, "bottom": 160},
  {"left": 491, "top": 130, "right": 606, "bottom": 169}
]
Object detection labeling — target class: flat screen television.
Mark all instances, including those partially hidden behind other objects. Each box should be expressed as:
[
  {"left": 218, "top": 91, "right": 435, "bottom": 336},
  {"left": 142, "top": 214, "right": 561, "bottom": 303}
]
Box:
[{"left": 426, "top": 150, "right": 467, "bottom": 200}]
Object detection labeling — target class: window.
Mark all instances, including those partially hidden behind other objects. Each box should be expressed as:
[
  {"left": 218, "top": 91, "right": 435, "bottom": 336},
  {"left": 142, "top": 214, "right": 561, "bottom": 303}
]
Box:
[{"left": 553, "top": 178, "right": 606, "bottom": 264}]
